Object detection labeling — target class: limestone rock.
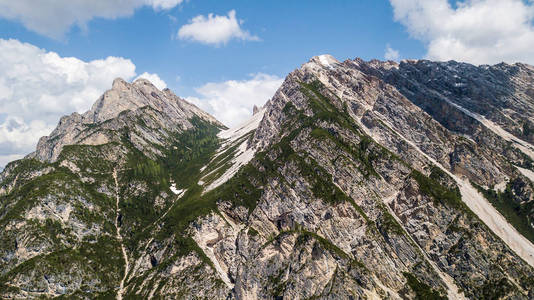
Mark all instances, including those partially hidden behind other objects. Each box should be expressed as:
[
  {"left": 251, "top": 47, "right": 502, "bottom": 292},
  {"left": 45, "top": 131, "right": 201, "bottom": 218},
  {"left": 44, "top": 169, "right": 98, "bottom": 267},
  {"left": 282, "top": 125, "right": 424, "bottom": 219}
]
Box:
[{"left": 2, "top": 57, "right": 534, "bottom": 299}]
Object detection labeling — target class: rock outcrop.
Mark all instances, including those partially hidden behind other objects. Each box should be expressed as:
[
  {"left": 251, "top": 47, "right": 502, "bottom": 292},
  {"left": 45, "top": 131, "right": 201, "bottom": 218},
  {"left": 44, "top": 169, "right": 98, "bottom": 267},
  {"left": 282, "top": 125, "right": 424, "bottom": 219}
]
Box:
[
  {"left": 1, "top": 56, "right": 534, "bottom": 299},
  {"left": 30, "top": 78, "right": 222, "bottom": 162}
]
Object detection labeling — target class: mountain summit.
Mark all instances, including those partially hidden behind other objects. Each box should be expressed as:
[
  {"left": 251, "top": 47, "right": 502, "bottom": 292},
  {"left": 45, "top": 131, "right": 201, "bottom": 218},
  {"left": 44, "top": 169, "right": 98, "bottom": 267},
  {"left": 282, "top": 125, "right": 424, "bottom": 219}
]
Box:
[
  {"left": 30, "top": 77, "right": 222, "bottom": 162},
  {"left": 1, "top": 55, "right": 534, "bottom": 299}
]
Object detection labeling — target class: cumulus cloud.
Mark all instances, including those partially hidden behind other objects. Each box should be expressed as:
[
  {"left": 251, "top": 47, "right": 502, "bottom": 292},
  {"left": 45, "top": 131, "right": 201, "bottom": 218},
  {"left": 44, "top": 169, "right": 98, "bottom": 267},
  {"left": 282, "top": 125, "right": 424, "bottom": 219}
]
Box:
[
  {"left": 0, "top": 38, "right": 160, "bottom": 167},
  {"left": 135, "top": 72, "right": 167, "bottom": 90},
  {"left": 384, "top": 44, "right": 400, "bottom": 61},
  {"left": 148, "top": 0, "right": 184, "bottom": 10},
  {"left": 0, "top": 0, "right": 184, "bottom": 39},
  {"left": 177, "top": 10, "right": 260, "bottom": 45},
  {"left": 188, "top": 73, "right": 283, "bottom": 127},
  {"left": 390, "top": 0, "right": 534, "bottom": 65},
  {"left": 0, "top": 117, "right": 52, "bottom": 167}
]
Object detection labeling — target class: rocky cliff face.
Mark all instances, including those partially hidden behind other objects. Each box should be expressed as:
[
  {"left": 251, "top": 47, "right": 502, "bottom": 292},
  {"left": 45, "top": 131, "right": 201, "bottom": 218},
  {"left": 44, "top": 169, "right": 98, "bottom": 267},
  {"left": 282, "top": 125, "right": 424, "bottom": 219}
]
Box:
[
  {"left": 1, "top": 55, "right": 534, "bottom": 299},
  {"left": 29, "top": 78, "right": 222, "bottom": 163}
]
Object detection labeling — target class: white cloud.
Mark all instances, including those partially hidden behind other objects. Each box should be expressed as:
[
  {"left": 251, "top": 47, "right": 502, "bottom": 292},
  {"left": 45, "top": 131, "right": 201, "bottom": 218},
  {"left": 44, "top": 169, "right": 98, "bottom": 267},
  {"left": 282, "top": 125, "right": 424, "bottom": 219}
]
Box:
[
  {"left": 0, "top": 0, "right": 184, "bottom": 39},
  {"left": 147, "top": 0, "right": 184, "bottom": 10},
  {"left": 384, "top": 44, "right": 400, "bottom": 61},
  {"left": 187, "top": 73, "right": 282, "bottom": 127},
  {"left": 0, "top": 117, "right": 51, "bottom": 168},
  {"left": 177, "top": 10, "right": 260, "bottom": 45},
  {"left": 0, "top": 38, "right": 141, "bottom": 167},
  {"left": 135, "top": 72, "right": 167, "bottom": 90},
  {"left": 390, "top": 0, "right": 534, "bottom": 65}
]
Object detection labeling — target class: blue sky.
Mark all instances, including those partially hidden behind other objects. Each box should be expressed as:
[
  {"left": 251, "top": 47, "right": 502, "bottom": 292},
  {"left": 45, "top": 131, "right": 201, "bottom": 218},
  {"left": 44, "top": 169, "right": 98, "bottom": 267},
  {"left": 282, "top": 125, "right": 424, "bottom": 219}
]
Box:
[
  {"left": 1, "top": 0, "right": 534, "bottom": 167},
  {"left": 0, "top": 1, "right": 424, "bottom": 95}
]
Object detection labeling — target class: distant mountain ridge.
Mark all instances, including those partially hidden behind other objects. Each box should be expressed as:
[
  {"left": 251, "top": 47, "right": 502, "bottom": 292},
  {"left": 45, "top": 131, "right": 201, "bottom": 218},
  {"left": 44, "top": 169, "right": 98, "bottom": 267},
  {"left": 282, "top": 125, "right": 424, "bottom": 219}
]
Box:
[{"left": 1, "top": 55, "right": 534, "bottom": 299}]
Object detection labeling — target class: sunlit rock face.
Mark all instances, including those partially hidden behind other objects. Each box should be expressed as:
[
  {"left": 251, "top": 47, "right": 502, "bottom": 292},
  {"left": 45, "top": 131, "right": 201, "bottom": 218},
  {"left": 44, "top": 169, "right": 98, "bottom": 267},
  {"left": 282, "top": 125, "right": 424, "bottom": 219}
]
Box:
[
  {"left": 1, "top": 56, "right": 534, "bottom": 299},
  {"left": 31, "top": 77, "right": 222, "bottom": 163}
]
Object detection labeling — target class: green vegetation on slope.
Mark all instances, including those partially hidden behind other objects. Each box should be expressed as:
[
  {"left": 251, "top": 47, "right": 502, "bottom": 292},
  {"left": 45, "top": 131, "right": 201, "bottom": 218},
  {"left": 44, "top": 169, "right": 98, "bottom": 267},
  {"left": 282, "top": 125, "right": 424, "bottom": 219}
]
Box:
[
  {"left": 119, "top": 117, "right": 222, "bottom": 251},
  {"left": 477, "top": 277, "right": 518, "bottom": 299},
  {"left": 403, "top": 272, "right": 446, "bottom": 300},
  {"left": 411, "top": 169, "right": 466, "bottom": 211},
  {"left": 0, "top": 236, "right": 122, "bottom": 296},
  {"left": 472, "top": 179, "right": 534, "bottom": 244},
  {"left": 123, "top": 116, "right": 264, "bottom": 268}
]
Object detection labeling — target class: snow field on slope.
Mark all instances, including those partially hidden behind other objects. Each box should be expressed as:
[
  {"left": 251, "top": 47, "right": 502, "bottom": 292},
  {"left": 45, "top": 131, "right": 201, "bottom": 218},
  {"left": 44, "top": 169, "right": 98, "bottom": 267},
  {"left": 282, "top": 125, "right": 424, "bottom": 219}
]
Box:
[{"left": 202, "top": 109, "right": 266, "bottom": 192}]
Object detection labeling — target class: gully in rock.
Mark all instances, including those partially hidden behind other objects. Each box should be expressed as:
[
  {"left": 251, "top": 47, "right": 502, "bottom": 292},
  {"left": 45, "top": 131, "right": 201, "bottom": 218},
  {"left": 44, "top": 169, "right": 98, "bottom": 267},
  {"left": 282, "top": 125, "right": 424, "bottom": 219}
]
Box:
[{"left": 114, "top": 168, "right": 129, "bottom": 300}]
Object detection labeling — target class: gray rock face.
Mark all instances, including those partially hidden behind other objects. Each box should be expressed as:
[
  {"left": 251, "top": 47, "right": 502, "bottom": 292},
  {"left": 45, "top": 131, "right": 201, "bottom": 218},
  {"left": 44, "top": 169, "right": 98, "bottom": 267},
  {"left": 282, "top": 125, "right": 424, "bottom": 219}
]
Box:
[
  {"left": 367, "top": 60, "right": 534, "bottom": 144},
  {"left": 252, "top": 105, "right": 260, "bottom": 115},
  {"left": 244, "top": 55, "right": 534, "bottom": 298},
  {"left": 2, "top": 56, "right": 534, "bottom": 299},
  {"left": 30, "top": 78, "right": 222, "bottom": 162}
]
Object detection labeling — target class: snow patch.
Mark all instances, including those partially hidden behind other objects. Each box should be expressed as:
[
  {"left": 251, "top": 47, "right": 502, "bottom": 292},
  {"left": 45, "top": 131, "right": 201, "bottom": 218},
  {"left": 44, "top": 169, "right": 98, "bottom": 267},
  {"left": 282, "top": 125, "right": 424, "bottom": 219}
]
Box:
[
  {"left": 205, "top": 137, "right": 257, "bottom": 192},
  {"left": 315, "top": 54, "right": 339, "bottom": 70},
  {"left": 217, "top": 108, "right": 265, "bottom": 144},
  {"left": 318, "top": 55, "right": 335, "bottom": 66},
  {"left": 202, "top": 109, "right": 265, "bottom": 192},
  {"left": 170, "top": 183, "right": 185, "bottom": 197}
]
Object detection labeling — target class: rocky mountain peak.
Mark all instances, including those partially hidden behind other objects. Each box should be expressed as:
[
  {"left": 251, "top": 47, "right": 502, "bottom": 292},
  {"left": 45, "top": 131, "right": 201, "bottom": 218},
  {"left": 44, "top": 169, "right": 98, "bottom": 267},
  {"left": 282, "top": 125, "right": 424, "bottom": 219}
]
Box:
[
  {"left": 251, "top": 54, "right": 350, "bottom": 151},
  {"left": 298, "top": 54, "right": 341, "bottom": 75},
  {"left": 112, "top": 77, "right": 129, "bottom": 90},
  {"left": 29, "top": 77, "right": 222, "bottom": 162},
  {"left": 3, "top": 55, "right": 534, "bottom": 299},
  {"left": 87, "top": 77, "right": 163, "bottom": 124},
  {"left": 310, "top": 54, "right": 339, "bottom": 67},
  {"left": 132, "top": 77, "right": 155, "bottom": 87}
]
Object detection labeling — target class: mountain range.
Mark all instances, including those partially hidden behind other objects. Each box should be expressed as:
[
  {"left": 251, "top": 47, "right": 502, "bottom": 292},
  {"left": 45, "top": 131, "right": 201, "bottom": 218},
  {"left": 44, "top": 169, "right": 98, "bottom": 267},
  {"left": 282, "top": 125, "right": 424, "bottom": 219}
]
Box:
[{"left": 1, "top": 55, "right": 534, "bottom": 299}]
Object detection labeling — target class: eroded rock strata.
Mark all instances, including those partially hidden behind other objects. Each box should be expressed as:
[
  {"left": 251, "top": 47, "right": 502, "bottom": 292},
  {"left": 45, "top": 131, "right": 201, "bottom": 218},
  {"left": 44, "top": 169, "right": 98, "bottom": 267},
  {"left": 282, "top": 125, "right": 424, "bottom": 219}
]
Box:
[{"left": 1, "top": 56, "right": 534, "bottom": 299}]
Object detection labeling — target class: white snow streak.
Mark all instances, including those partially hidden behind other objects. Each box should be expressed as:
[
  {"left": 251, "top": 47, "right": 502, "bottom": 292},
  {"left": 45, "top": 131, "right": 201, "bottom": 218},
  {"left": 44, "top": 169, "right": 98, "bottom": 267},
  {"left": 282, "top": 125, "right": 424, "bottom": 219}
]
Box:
[
  {"left": 169, "top": 183, "right": 184, "bottom": 197},
  {"left": 217, "top": 107, "right": 265, "bottom": 143},
  {"left": 316, "top": 54, "right": 339, "bottom": 70},
  {"left": 203, "top": 109, "right": 265, "bottom": 192}
]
